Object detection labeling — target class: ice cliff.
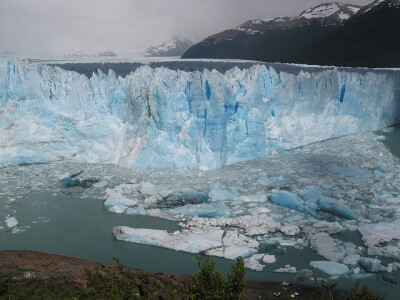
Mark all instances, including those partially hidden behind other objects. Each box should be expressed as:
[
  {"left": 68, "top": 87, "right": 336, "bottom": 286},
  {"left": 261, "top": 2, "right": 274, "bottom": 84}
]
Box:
[{"left": 0, "top": 59, "right": 399, "bottom": 169}]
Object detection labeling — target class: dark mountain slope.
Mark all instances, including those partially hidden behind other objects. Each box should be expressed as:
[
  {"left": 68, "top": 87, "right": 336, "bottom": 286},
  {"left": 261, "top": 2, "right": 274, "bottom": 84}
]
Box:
[
  {"left": 293, "top": 0, "right": 400, "bottom": 67},
  {"left": 182, "top": 0, "right": 399, "bottom": 67},
  {"left": 182, "top": 3, "right": 360, "bottom": 62}
]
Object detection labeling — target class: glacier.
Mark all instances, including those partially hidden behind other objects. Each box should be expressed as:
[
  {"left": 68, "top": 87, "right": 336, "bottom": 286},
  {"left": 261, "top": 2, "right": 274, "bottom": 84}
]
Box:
[{"left": 0, "top": 58, "right": 399, "bottom": 169}]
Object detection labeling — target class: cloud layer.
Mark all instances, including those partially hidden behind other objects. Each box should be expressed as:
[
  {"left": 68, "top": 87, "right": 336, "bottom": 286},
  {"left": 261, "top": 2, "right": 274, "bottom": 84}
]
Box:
[{"left": 0, "top": 0, "right": 371, "bottom": 57}]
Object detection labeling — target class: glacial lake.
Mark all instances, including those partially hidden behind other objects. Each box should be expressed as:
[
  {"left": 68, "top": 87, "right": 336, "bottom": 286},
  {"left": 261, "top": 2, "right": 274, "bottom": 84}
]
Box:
[{"left": 1, "top": 125, "right": 400, "bottom": 299}]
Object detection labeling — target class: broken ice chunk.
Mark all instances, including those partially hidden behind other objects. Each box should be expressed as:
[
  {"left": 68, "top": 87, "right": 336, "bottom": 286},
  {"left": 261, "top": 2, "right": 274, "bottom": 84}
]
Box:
[
  {"left": 309, "top": 232, "right": 345, "bottom": 262},
  {"left": 113, "top": 226, "right": 223, "bottom": 254},
  {"left": 163, "top": 190, "right": 209, "bottom": 206},
  {"left": 280, "top": 225, "right": 300, "bottom": 236},
  {"left": 274, "top": 264, "right": 297, "bottom": 273},
  {"left": 318, "top": 196, "right": 357, "bottom": 220},
  {"left": 126, "top": 206, "right": 147, "bottom": 215},
  {"left": 367, "top": 245, "right": 400, "bottom": 260},
  {"left": 108, "top": 205, "right": 128, "bottom": 214},
  {"left": 239, "top": 192, "right": 268, "bottom": 203},
  {"left": 139, "top": 182, "right": 158, "bottom": 195},
  {"left": 298, "top": 187, "right": 322, "bottom": 202},
  {"left": 166, "top": 203, "right": 232, "bottom": 218},
  {"left": 144, "top": 193, "right": 163, "bottom": 204},
  {"left": 263, "top": 254, "right": 276, "bottom": 264},
  {"left": 209, "top": 183, "right": 237, "bottom": 201},
  {"left": 244, "top": 254, "right": 265, "bottom": 271},
  {"left": 310, "top": 261, "right": 349, "bottom": 275},
  {"left": 5, "top": 216, "right": 18, "bottom": 228},
  {"left": 376, "top": 164, "right": 388, "bottom": 173},
  {"left": 342, "top": 254, "right": 360, "bottom": 265},
  {"left": 298, "top": 188, "right": 357, "bottom": 220},
  {"left": 58, "top": 171, "right": 99, "bottom": 188},
  {"left": 358, "top": 220, "right": 400, "bottom": 246},
  {"left": 257, "top": 175, "right": 285, "bottom": 186},
  {"left": 304, "top": 221, "right": 346, "bottom": 235},
  {"left": 271, "top": 190, "right": 318, "bottom": 217},
  {"left": 206, "top": 246, "right": 256, "bottom": 260},
  {"left": 329, "top": 165, "right": 368, "bottom": 183},
  {"left": 104, "top": 189, "right": 138, "bottom": 207},
  {"left": 359, "top": 257, "right": 386, "bottom": 273}
]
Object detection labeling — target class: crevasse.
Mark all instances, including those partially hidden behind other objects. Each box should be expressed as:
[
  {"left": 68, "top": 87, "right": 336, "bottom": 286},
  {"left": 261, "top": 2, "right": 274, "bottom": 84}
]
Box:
[{"left": 0, "top": 59, "right": 399, "bottom": 169}]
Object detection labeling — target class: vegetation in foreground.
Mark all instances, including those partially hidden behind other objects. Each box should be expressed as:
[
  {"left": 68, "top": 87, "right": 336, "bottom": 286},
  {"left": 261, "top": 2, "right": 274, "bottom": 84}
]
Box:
[{"left": 0, "top": 255, "right": 388, "bottom": 299}]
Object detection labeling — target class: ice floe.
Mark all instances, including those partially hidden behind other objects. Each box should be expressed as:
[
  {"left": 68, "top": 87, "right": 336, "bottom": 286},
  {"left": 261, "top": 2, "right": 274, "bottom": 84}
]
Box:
[{"left": 310, "top": 261, "right": 349, "bottom": 275}]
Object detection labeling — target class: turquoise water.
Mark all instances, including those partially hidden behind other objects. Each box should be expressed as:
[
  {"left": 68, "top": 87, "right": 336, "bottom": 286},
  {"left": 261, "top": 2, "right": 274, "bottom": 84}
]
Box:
[
  {"left": 1, "top": 127, "right": 400, "bottom": 299},
  {"left": 1, "top": 191, "right": 398, "bottom": 298},
  {"left": 379, "top": 124, "right": 400, "bottom": 159}
]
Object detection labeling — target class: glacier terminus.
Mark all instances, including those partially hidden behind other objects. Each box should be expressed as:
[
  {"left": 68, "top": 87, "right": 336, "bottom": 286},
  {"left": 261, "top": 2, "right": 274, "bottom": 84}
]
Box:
[{"left": 0, "top": 59, "right": 399, "bottom": 169}]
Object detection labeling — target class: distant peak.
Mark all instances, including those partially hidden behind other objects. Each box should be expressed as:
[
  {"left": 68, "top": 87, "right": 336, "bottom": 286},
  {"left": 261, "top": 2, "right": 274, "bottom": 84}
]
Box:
[
  {"left": 294, "top": 2, "right": 361, "bottom": 22},
  {"left": 359, "top": 0, "right": 400, "bottom": 14}
]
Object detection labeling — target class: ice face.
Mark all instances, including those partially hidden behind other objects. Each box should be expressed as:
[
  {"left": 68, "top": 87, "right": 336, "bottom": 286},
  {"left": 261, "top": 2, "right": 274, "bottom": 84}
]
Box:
[{"left": 0, "top": 59, "right": 399, "bottom": 169}]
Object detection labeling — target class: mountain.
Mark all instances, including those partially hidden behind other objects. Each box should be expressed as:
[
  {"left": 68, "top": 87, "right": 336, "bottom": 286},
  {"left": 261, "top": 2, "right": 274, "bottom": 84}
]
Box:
[
  {"left": 292, "top": 0, "right": 400, "bottom": 67},
  {"left": 145, "top": 38, "right": 194, "bottom": 57},
  {"left": 182, "top": 2, "right": 360, "bottom": 62},
  {"left": 182, "top": 0, "right": 400, "bottom": 67}
]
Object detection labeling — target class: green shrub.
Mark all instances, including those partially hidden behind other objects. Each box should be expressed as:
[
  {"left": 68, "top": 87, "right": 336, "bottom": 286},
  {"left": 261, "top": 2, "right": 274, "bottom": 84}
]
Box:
[
  {"left": 79, "top": 258, "right": 147, "bottom": 299},
  {"left": 310, "top": 276, "right": 385, "bottom": 300},
  {"left": 185, "top": 255, "right": 246, "bottom": 300},
  {"left": 345, "top": 280, "right": 385, "bottom": 300}
]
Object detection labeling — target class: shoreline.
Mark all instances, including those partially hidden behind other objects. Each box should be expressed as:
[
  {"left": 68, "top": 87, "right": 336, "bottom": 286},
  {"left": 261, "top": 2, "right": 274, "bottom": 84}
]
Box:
[{"left": 0, "top": 249, "right": 318, "bottom": 299}]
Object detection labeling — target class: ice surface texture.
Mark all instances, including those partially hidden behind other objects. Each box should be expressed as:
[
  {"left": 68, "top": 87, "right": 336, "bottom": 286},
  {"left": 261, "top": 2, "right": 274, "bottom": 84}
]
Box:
[{"left": 0, "top": 59, "right": 399, "bottom": 169}]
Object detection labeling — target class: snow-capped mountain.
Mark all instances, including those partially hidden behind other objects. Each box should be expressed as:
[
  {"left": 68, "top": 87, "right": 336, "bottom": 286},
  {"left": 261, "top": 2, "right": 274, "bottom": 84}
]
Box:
[
  {"left": 182, "top": 2, "right": 360, "bottom": 61},
  {"left": 357, "top": 0, "right": 399, "bottom": 14},
  {"left": 291, "top": 2, "right": 360, "bottom": 25},
  {"left": 182, "top": 0, "right": 399, "bottom": 67},
  {"left": 145, "top": 38, "right": 194, "bottom": 57}
]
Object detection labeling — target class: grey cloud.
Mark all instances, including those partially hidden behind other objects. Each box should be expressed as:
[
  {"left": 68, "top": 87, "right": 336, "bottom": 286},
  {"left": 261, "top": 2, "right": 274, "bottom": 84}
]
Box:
[{"left": 0, "top": 0, "right": 372, "bottom": 57}]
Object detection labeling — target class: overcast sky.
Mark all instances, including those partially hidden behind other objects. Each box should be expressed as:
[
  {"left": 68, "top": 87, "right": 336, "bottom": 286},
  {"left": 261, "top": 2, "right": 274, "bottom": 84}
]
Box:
[{"left": 0, "top": 0, "right": 372, "bottom": 57}]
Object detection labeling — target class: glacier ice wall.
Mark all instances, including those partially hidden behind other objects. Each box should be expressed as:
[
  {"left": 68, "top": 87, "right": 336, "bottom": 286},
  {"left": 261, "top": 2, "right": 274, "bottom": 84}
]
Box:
[{"left": 0, "top": 59, "right": 399, "bottom": 169}]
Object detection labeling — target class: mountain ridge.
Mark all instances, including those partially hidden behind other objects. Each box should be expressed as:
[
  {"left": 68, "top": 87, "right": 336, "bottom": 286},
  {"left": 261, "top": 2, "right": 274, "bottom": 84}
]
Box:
[{"left": 182, "top": 0, "right": 399, "bottom": 68}]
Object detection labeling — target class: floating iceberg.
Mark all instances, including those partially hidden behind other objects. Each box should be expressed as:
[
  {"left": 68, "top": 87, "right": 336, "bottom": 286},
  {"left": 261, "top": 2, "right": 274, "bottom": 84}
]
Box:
[
  {"left": 113, "top": 226, "right": 224, "bottom": 254},
  {"left": 271, "top": 189, "right": 357, "bottom": 220},
  {"left": 310, "top": 261, "right": 349, "bottom": 275},
  {"left": 358, "top": 220, "right": 400, "bottom": 246},
  {"left": 166, "top": 203, "right": 232, "bottom": 217},
  {"left": 5, "top": 216, "right": 18, "bottom": 228}
]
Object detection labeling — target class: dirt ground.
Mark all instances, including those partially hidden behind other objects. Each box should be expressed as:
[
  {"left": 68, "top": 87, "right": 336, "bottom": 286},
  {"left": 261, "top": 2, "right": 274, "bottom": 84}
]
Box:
[{"left": 0, "top": 250, "right": 316, "bottom": 299}]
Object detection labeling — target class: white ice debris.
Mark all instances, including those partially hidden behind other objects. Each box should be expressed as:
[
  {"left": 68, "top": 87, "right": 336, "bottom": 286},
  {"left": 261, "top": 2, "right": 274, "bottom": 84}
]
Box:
[
  {"left": 358, "top": 220, "right": 400, "bottom": 246},
  {"left": 104, "top": 189, "right": 138, "bottom": 207},
  {"left": 244, "top": 254, "right": 266, "bottom": 271},
  {"left": 263, "top": 254, "right": 276, "bottom": 264},
  {"left": 5, "top": 216, "right": 18, "bottom": 228},
  {"left": 280, "top": 225, "right": 300, "bottom": 236},
  {"left": 108, "top": 205, "right": 128, "bottom": 214},
  {"left": 113, "top": 226, "right": 223, "bottom": 254},
  {"left": 274, "top": 265, "right": 297, "bottom": 273},
  {"left": 139, "top": 182, "right": 158, "bottom": 195},
  {"left": 309, "top": 233, "right": 344, "bottom": 262}
]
